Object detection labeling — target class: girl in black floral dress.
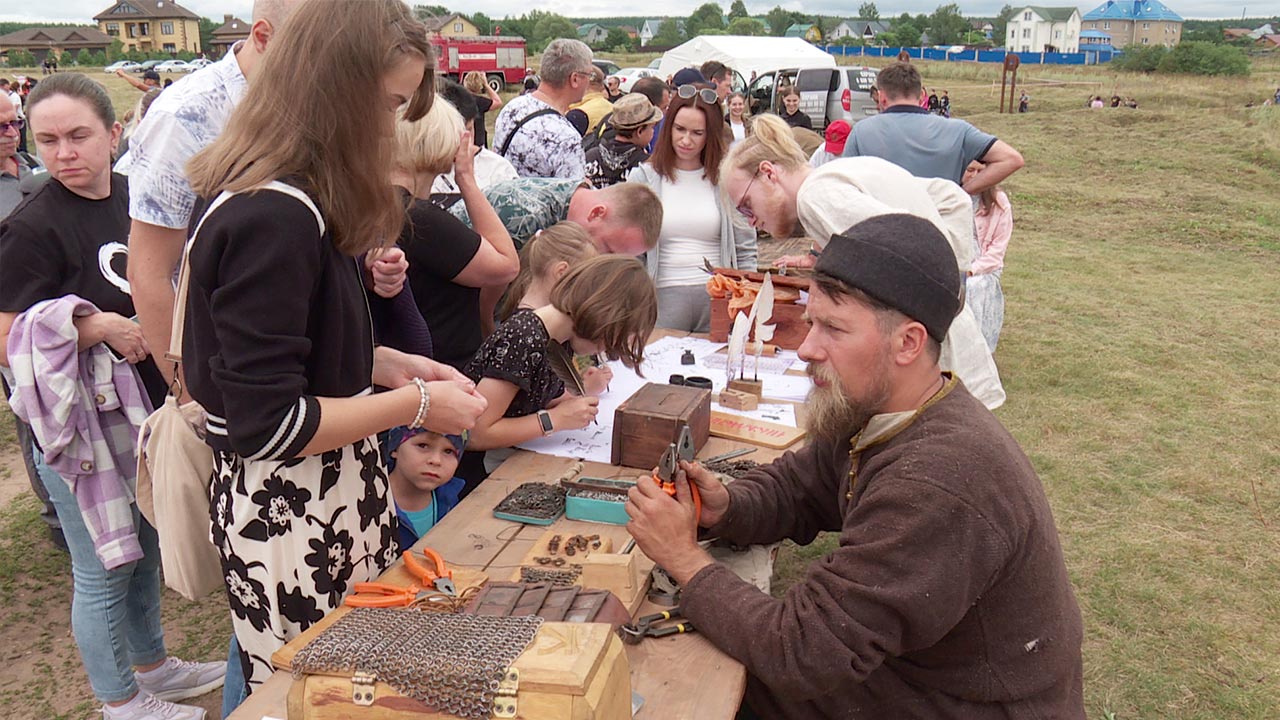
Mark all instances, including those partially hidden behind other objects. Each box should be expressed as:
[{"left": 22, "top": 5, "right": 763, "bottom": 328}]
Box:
[
  {"left": 464, "top": 255, "right": 657, "bottom": 455},
  {"left": 180, "top": 1, "right": 487, "bottom": 692}
]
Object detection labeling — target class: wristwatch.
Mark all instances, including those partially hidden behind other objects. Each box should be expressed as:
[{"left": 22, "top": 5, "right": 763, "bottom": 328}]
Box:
[{"left": 537, "top": 410, "right": 554, "bottom": 436}]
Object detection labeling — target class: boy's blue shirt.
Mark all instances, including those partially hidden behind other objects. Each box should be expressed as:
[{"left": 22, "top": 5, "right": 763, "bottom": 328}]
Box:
[{"left": 395, "top": 475, "right": 465, "bottom": 551}]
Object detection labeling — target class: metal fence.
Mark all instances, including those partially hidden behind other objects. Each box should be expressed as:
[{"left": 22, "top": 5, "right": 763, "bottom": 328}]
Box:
[{"left": 820, "top": 44, "right": 1118, "bottom": 65}]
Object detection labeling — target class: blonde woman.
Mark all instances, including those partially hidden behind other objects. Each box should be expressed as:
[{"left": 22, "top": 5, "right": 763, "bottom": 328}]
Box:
[
  {"left": 182, "top": 0, "right": 486, "bottom": 690},
  {"left": 392, "top": 98, "right": 519, "bottom": 367},
  {"left": 463, "top": 70, "right": 503, "bottom": 149},
  {"left": 726, "top": 90, "right": 752, "bottom": 144}
]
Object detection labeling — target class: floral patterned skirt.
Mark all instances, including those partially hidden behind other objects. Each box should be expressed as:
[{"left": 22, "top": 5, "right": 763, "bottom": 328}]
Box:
[{"left": 209, "top": 437, "right": 397, "bottom": 690}]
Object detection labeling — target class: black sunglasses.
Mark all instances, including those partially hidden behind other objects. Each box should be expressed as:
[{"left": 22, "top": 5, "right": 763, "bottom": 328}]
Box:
[
  {"left": 677, "top": 85, "right": 719, "bottom": 105},
  {"left": 0, "top": 118, "right": 24, "bottom": 134}
]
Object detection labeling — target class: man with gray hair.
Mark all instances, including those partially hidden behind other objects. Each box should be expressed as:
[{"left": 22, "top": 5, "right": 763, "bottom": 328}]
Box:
[{"left": 492, "top": 38, "right": 593, "bottom": 179}]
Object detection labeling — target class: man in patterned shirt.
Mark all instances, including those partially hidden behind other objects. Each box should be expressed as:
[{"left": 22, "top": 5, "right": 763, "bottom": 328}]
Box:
[
  {"left": 126, "top": 0, "right": 302, "bottom": 387},
  {"left": 492, "top": 38, "right": 594, "bottom": 180},
  {"left": 449, "top": 177, "right": 661, "bottom": 256}
]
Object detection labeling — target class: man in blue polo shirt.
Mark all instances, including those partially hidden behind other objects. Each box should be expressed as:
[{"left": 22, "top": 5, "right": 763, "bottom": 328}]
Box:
[{"left": 843, "top": 62, "right": 1023, "bottom": 194}]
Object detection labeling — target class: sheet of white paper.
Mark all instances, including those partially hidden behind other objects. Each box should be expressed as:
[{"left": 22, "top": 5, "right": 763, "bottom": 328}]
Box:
[
  {"left": 514, "top": 337, "right": 812, "bottom": 461},
  {"left": 699, "top": 349, "right": 797, "bottom": 376},
  {"left": 515, "top": 358, "right": 647, "bottom": 464},
  {"left": 714, "top": 401, "right": 798, "bottom": 427}
]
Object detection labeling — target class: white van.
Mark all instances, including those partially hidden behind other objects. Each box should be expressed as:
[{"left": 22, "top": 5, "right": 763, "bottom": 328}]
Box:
[{"left": 747, "top": 66, "right": 878, "bottom": 130}]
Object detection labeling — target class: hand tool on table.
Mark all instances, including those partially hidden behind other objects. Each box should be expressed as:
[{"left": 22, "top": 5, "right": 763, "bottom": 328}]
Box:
[
  {"left": 618, "top": 609, "right": 696, "bottom": 644},
  {"left": 403, "top": 547, "right": 456, "bottom": 596},
  {"left": 701, "top": 447, "right": 756, "bottom": 465},
  {"left": 650, "top": 425, "right": 702, "bottom": 521},
  {"left": 342, "top": 547, "right": 456, "bottom": 608}
]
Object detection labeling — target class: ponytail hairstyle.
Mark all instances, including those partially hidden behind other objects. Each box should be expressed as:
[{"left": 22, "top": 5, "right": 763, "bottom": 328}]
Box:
[
  {"left": 498, "top": 222, "right": 597, "bottom": 321},
  {"left": 550, "top": 255, "right": 657, "bottom": 371},
  {"left": 718, "top": 112, "right": 807, "bottom": 203}
]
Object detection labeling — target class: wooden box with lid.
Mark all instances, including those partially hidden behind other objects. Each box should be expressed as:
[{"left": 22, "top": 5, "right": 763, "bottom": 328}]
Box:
[{"left": 610, "top": 383, "right": 711, "bottom": 469}]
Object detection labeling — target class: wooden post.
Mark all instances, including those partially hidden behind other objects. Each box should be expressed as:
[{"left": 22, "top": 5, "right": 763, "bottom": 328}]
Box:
[{"left": 1000, "top": 54, "right": 1021, "bottom": 113}]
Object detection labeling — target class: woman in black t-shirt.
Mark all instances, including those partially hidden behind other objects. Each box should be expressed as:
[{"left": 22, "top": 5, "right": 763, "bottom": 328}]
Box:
[
  {"left": 0, "top": 73, "right": 222, "bottom": 718},
  {"left": 392, "top": 93, "right": 520, "bottom": 369},
  {"left": 777, "top": 85, "right": 812, "bottom": 130},
  {"left": 463, "top": 71, "right": 504, "bottom": 150}
]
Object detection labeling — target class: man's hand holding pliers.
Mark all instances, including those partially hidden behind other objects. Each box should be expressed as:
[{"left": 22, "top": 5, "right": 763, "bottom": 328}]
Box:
[{"left": 625, "top": 458, "right": 731, "bottom": 586}]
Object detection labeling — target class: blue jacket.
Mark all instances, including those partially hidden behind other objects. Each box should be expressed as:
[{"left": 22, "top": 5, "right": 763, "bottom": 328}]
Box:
[{"left": 396, "top": 475, "right": 465, "bottom": 551}]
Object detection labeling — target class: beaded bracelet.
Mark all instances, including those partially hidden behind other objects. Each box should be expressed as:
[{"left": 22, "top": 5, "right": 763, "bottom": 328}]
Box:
[{"left": 410, "top": 377, "right": 430, "bottom": 429}]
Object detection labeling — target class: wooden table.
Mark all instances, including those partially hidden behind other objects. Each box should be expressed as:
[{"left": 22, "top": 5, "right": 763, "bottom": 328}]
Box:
[{"left": 229, "top": 331, "right": 808, "bottom": 719}]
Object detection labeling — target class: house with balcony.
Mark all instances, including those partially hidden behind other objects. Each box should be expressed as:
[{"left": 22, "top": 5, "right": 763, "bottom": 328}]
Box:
[
  {"left": 1005, "top": 6, "right": 1081, "bottom": 52},
  {"left": 94, "top": 0, "right": 201, "bottom": 55},
  {"left": 0, "top": 26, "right": 113, "bottom": 63},
  {"left": 1081, "top": 0, "right": 1183, "bottom": 48}
]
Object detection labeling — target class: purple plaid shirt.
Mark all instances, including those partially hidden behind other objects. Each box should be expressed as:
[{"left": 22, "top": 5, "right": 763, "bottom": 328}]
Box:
[{"left": 6, "top": 296, "right": 155, "bottom": 569}]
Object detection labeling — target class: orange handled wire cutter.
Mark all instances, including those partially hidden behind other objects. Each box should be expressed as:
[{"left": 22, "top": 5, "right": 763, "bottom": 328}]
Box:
[
  {"left": 345, "top": 547, "right": 457, "bottom": 608},
  {"left": 651, "top": 425, "right": 702, "bottom": 521}
]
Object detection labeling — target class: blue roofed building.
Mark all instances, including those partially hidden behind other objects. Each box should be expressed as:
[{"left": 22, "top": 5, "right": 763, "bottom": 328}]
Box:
[{"left": 1082, "top": 0, "right": 1183, "bottom": 48}]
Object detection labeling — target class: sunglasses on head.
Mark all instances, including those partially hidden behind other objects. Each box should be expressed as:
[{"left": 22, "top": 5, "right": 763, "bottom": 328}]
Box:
[{"left": 677, "top": 85, "right": 719, "bottom": 105}]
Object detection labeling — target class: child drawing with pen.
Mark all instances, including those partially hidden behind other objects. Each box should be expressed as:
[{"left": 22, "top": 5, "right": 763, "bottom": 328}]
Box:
[{"left": 463, "top": 255, "right": 657, "bottom": 466}]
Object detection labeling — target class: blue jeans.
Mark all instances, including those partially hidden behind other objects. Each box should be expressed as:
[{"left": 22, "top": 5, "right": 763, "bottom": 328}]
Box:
[
  {"left": 34, "top": 444, "right": 167, "bottom": 703},
  {"left": 221, "top": 635, "right": 248, "bottom": 718}
]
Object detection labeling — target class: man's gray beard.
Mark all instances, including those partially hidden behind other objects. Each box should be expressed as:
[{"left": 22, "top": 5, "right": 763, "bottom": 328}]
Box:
[{"left": 803, "top": 366, "right": 890, "bottom": 447}]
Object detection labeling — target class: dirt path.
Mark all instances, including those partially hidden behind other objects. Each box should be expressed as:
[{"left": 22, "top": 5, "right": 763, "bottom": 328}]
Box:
[{"left": 0, "top": 443, "right": 229, "bottom": 720}]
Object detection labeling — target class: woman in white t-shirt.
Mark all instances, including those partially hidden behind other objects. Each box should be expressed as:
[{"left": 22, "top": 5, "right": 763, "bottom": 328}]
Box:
[
  {"left": 726, "top": 91, "right": 752, "bottom": 144},
  {"left": 628, "top": 85, "right": 756, "bottom": 332}
]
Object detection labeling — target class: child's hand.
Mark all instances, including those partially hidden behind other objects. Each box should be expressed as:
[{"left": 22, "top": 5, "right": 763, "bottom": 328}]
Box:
[
  {"left": 549, "top": 395, "right": 599, "bottom": 431},
  {"left": 582, "top": 365, "right": 613, "bottom": 395}
]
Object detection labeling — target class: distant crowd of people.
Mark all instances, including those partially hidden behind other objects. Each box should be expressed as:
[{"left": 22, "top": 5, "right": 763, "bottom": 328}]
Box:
[{"left": 1088, "top": 94, "right": 1139, "bottom": 109}]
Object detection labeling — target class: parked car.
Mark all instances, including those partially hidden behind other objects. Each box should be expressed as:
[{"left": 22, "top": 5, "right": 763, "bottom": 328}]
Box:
[
  {"left": 611, "top": 67, "right": 654, "bottom": 92},
  {"left": 647, "top": 58, "right": 661, "bottom": 70},
  {"left": 187, "top": 57, "right": 213, "bottom": 70},
  {"left": 747, "top": 65, "right": 878, "bottom": 130},
  {"left": 155, "top": 59, "right": 192, "bottom": 73},
  {"left": 592, "top": 59, "right": 621, "bottom": 77},
  {"left": 103, "top": 60, "right": 140, "bottom": 74},
  {"left": 133, "top": 59, "right": 165, "bottom": 72}
]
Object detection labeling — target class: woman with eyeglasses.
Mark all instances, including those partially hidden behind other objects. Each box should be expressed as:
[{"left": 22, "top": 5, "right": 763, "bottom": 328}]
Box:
[
  {"left": 627, "top": 84, "right": 756, "bottom": 333},
  {"left": 0, "top": 73, "right": 227, "bottom": 720}
]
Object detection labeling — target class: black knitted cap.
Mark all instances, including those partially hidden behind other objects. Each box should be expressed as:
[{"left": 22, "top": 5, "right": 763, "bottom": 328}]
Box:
[{"left": 814, "top": 214, "right": 961, "bottom": 342}]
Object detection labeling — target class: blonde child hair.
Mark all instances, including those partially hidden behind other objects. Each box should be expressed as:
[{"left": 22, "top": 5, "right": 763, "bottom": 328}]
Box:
[{"left": 498, "top": 222, "right": 598, "bottom": 320}]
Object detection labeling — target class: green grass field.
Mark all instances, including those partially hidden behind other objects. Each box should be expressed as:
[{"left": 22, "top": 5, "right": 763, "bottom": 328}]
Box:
[{"left": 2, "top": 55, "right": 1279, "bottom": 718}]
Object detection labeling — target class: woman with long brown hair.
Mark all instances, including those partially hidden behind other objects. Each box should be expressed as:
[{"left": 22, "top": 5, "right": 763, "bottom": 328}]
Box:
[
  {"left": 628, "top": 85, "right": 756, "bottom": 333},
  {"left": 182, "top": 0, "right": 487, "bottom": 691}
]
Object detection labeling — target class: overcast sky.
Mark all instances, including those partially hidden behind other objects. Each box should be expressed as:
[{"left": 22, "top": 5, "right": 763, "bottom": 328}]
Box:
[{"left": 0, "top": 0, "right": 1268, "bottom": 25}]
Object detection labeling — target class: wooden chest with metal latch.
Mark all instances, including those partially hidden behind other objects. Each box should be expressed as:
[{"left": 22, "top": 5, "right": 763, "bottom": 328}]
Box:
[{"left": 279, "top": 620, "right": 630, "bottom": 720}]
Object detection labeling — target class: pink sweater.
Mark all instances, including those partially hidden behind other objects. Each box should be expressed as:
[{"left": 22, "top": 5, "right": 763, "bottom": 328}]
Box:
[{"left": 971, "top": 190, "right": 1012, "bottom": 276}]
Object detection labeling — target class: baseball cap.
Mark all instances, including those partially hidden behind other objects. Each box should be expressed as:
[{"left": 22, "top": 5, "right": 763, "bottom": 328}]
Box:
[{"left": 824, "top": 120, "right": 851, "bottom": 155}]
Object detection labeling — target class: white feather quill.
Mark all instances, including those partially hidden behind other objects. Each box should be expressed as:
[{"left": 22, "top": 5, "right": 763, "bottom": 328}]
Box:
[
  {"left": 750, "top": 274, "right": 776, "bottom": 379},
  {"left": 728, "top": 310, "right": 751, "bottom": 383}
]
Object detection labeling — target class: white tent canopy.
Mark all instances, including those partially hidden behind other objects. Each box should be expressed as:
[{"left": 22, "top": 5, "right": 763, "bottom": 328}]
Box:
[{"left": 656, "top": 36, "right": 836, "bottom": 82}]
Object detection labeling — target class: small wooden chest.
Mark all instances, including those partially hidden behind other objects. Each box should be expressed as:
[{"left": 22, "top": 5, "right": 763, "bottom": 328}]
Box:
[{"left": 611, "top": 383, "right": 711, "bottom": 469}]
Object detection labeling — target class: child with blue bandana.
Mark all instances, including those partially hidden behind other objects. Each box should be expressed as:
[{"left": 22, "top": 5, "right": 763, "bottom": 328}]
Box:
[{"left": 385, "top": 426, "right": 467, "bottom": 550}]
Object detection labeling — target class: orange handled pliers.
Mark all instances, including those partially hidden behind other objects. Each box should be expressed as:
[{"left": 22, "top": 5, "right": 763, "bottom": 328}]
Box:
[
  {"left": 403, "top": 547, "right": 456, "bottom": 596},
  {"left": 651, "top": 425, "right": 701, "bottom": 521},
  {"left": 343, "top": 547, "right": 456, "bottom": 608}
]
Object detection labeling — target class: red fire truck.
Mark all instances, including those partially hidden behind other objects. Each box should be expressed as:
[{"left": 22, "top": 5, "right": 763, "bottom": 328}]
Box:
[{"left": 430, "top": 35, "right": 528, "bottom": 92}]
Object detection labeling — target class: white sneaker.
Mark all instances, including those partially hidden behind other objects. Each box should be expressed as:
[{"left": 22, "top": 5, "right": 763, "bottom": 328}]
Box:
[
  {"left": 135, "top": 656, "right": 227, "bottom": 702},
  {"left": 101, "top": 692, "right": 206, "bottom": 720}
]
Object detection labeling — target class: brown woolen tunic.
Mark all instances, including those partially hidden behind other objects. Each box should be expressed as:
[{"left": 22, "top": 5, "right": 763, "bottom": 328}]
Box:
[{"left": 681, "top": 380, "right": 1085, "bottom": 719}]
